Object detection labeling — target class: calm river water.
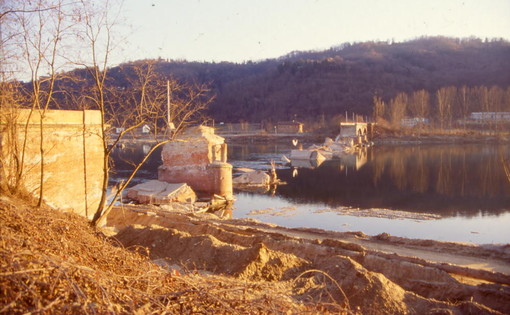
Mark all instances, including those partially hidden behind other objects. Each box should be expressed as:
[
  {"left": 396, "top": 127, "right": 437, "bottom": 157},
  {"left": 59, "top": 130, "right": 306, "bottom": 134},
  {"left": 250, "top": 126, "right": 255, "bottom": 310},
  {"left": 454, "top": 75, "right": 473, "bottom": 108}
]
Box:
[{"left": 111, "top": 141, "right": 510, "bottom": 244}]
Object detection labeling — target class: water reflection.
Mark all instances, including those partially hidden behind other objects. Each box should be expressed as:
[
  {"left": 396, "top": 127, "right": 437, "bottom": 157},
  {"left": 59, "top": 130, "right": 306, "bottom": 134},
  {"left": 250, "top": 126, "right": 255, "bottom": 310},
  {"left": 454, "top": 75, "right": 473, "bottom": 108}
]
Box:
[
  {"left": 109, "top": 141, "right": 162, "bottom": 185},
  {"left": 274, "top": 144, "right": 510, "bottom": 217},
  {"left": 110, "top": 142, "right": 510, "bottom": 219},
  {"left": 338, "top": 147, "right": 369, "bottom": 170},
  {"left": 110, "top": 141, "right": 510, "bottom": 243},
  {"left": 291, "top": 159, "right": 324, "bottom": 169}
]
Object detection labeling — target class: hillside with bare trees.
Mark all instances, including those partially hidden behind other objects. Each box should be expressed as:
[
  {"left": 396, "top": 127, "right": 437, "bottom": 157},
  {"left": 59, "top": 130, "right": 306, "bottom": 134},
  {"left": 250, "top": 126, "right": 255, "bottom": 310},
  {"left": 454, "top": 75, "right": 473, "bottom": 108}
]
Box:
[
  {"left": 16, "top": 37, "right": 510, "bottom": 128},
  {"left": 102, "top": 37, "right": 510, "bottom": 125}
]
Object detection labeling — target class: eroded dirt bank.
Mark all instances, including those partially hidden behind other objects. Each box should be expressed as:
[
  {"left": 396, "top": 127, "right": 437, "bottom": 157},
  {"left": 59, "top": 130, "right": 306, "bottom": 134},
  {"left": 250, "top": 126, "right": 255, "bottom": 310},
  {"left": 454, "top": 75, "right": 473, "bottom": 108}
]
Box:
[
  {"left": 1, "top": 197, "right": 335, "bottom": 313},
  {"left": 108, "top": 205, "right": 510, "bottom": 314}
]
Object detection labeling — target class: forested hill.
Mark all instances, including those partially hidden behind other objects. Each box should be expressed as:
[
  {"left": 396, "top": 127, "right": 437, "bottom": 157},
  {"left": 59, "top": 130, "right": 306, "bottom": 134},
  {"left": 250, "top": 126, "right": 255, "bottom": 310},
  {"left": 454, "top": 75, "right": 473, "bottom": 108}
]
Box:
[{"left": 114, "top": 37, "right": 510, "bottom": 123}]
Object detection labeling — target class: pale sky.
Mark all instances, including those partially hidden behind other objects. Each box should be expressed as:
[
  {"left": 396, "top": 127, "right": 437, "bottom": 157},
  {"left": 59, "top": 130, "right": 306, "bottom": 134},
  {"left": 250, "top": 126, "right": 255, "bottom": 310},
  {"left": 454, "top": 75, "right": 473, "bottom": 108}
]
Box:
[{"left": 117, "top": 0, "right": 510, "bottom": 64}]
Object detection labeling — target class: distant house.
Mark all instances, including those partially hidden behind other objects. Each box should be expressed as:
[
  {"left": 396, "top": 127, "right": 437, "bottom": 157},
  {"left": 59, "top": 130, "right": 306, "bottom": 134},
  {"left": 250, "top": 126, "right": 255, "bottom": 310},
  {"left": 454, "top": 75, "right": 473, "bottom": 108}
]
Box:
[
  {"left": 469, "top": 112, "right": 510, "bottom": 121},
  {"left": 401, "top": 117, "right": 429, "bottom": 127},
  {"left": 276, "top": 121, "right": 303, "bottom": 134},
  {"left": 115, "top": 127, "right": 125, "bottom": 134}
]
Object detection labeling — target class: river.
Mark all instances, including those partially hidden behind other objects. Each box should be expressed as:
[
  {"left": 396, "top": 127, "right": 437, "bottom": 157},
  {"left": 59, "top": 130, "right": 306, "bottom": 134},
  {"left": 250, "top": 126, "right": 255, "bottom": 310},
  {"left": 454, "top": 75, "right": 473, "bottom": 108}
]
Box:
[{"left": 110, "top": 141, "right": 510, "bottom": 244}]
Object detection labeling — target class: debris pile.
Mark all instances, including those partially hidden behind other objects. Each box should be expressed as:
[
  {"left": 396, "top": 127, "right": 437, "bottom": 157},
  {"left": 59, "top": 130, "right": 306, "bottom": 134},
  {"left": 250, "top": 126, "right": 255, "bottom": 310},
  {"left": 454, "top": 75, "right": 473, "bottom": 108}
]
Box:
[
  {"left": 233, "top": 170, "right": 271, "bottom": 186},
  {"left": 288, "top": 135, "right": 372, "bottom": 165},
  {"left": 232, "top": 161, "right": 283, "bottom": 193}
]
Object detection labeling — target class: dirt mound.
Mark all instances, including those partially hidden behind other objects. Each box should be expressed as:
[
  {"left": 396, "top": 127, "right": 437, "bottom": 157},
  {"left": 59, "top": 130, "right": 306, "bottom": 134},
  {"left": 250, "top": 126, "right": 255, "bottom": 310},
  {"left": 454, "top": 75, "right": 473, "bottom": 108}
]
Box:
[
  {"left": 115, "top": 224, "right": 309, "bottom": 281},
  {"left": 110, "top": 207, "right": 510, "bottom": 314}
]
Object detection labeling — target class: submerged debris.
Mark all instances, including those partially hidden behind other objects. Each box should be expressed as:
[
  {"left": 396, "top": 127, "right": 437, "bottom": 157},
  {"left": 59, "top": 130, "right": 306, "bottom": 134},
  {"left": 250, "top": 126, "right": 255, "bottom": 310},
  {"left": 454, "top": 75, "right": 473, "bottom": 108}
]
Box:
[
  {"left": 233, "top": 170, "right": 272, "bottom": 186},
  {"left": 233, "top": 161, "right": 284, "bottom": 193},
  {"left": 287, "top": 130, "right": 374, "bottom": 167}
]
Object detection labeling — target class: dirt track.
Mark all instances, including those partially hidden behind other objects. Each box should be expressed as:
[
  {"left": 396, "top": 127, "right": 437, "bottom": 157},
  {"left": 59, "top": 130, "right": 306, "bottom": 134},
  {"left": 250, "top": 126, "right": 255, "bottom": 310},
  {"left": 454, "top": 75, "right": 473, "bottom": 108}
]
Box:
[{"left": 107, "top": 205, "right": 510, "bottom": 314}]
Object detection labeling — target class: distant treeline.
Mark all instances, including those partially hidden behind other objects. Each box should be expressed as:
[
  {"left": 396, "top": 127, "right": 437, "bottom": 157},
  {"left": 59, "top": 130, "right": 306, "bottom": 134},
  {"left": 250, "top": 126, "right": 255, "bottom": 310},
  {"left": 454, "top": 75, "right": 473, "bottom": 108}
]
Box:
[{"left": 374, "top": 85, "right": 510, "bottom": 130}]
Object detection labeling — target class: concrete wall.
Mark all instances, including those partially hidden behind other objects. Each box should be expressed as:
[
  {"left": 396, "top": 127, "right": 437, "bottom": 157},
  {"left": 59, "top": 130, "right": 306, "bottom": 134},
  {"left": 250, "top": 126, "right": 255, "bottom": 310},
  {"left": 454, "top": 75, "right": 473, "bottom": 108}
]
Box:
[
  {"left": 0, "top": 108, "right": 104, "bottom": 219},
  {"left": 339, "top": 122, "right": 370, "bottom": 138}
]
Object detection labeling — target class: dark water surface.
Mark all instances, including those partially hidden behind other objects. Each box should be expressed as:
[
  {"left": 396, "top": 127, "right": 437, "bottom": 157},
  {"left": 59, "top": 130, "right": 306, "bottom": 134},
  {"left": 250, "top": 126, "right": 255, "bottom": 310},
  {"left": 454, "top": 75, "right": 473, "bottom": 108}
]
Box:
[{"left": 111, "top": 142, "right": 510, "bottom": 244}]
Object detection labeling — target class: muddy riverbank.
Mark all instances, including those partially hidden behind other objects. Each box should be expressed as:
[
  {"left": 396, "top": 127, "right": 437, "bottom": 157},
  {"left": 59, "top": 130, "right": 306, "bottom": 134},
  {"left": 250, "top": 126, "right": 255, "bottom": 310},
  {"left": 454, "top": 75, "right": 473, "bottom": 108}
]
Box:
[{"left": 106, "top": 204, "right": 510, "bottom": 314}]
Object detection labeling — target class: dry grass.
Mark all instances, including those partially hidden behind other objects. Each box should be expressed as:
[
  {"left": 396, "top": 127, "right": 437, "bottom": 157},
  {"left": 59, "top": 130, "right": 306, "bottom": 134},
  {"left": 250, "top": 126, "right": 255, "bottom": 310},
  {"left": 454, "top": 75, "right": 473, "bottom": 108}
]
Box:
[{"left": 0, "top": 195, "right": 344, "bottom": 314}]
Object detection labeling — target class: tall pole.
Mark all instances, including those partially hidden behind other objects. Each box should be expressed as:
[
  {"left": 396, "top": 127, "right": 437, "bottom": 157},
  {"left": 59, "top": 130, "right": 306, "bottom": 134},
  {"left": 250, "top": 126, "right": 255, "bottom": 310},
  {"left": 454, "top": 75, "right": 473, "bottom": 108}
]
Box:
[{"left": 167, "top": 80, "right": 171, "bottom": 127}]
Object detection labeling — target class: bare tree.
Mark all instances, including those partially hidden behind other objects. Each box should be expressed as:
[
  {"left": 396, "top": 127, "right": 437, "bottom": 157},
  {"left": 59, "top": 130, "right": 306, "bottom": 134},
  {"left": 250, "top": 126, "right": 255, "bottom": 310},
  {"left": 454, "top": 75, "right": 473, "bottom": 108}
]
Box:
[
  {"left": 457, "top": 86, "right": 470, "bottom": 128},
  {"left": 91, "top": 61, "right": 214, "bottom": 227},
  {"left": 2, "top": 1, "right": 213, "bottom": 227},
  {"left": 505, "top": 87, "right": 510, "bottom": 112},
  {"left": 372, "top": 95, "right": 386, "bottom": 123},
  {"left": 488, "top": 86, "right": 505, "bottom": 132},
  {"left": 19, "top": 0, "right": 69, "bottom": 206},
  {"left": 0, "top": 0, "right": 75, "bottom": 201},
  {"left": 436, "top": 86, "right": 456, "bottom": 130},
  {"left": 0, "top": 82, "right": 26, "bottom": 193},
  {"left": 66, "top": 0, "right": 125, "bottom": 225},
  {"left": 410, "top": 89, "right": 429, "bottom": 119},
  {"left": 70, "top": 1, "right": 213, "bottom": 226},
  {"left": 409, "top": 89, "right": 430, "bottom": 131},
  {"left": 389, "top": 92, "right": 408, "bottom": 127},
  {"left": 112, "top": 61, "right": 211, "bottom": 137}
]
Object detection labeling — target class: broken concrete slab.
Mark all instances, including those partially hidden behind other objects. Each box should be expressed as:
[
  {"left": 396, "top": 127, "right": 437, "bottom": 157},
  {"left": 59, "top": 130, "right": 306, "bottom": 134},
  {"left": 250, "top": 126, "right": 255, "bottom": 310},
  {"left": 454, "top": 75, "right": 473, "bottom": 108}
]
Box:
[
  {"left": 233, "top": 170, "right": 271, "bottom": 186},
  {"left": 127, "top": 180, "right": 196, "bottom": 204}
]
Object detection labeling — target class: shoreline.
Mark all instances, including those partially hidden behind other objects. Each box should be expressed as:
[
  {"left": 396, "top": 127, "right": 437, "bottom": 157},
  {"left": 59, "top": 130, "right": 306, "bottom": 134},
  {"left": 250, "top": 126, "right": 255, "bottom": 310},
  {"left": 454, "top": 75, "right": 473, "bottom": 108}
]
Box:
[
  {"left": 110, "top": 128, "right": 510, "bottom": 146},
  {"left": 107, "top": 204, "right": 510, "bottom": 276},
  {"left": 106, "top": 204, "right": 510, "bottom": 313}
]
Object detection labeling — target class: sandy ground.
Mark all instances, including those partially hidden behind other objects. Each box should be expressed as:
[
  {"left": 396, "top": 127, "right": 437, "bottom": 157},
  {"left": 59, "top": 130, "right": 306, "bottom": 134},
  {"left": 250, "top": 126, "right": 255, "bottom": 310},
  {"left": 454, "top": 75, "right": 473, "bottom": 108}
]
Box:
[
  {"left": 106, "top": 205, "right": 510, "bottom": 314},
  {"left": 248, "top": 225, "right": 510, "bottom": 276}
]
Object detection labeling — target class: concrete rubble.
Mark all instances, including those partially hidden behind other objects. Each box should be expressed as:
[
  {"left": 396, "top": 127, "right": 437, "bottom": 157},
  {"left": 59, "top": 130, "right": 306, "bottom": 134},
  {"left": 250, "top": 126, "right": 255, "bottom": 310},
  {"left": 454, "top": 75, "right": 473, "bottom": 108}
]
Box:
[
  {"left": 290, "top": 149, "right": 327, "bottom": 163},
  {"left": 158, "top": 126, "right": 233, "bottom": 201},
  {"left": 287, "top": 128, "right": 373, "bottom": 166},
  {"left": 126, "top": 180, "right": 196, "bottom": 204},
  {"left": 233, "top": 170, "right": 271, "bottom": 186},
  {"left": 232, "top": 161, "right": 281, "bottom": 192}
]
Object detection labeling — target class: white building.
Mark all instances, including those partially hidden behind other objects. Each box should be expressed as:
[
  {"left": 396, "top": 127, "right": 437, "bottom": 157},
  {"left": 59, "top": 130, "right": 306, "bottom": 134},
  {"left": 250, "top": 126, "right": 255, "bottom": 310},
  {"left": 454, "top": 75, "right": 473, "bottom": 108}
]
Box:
[
  {"left": 469, "top": 112, "right": 510, "bottom": 121},
  {"left": 401, "top": 117, "right": 429, "bottom": 127}
]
